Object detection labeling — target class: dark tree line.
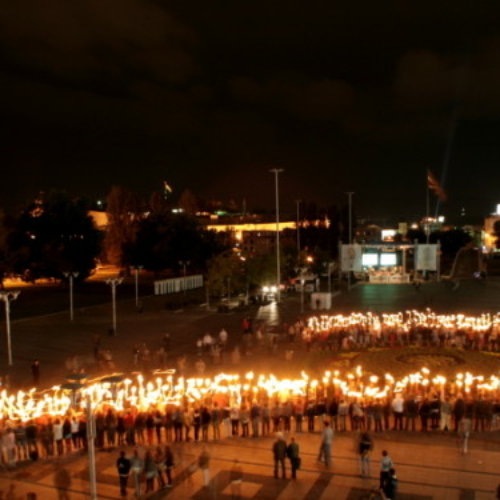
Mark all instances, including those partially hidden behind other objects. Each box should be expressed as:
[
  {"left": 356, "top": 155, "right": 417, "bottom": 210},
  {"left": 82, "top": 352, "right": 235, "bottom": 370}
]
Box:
[{"left": 0, "top": 186, "right": 477, "bottom": 290}]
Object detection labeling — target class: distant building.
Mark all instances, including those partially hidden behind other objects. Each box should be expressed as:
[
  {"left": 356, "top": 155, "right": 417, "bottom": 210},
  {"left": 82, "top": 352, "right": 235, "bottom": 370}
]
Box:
[
  {"left": 483, "top": 204, "right": 500, "bottom": 252},
  {"left": 89, "top": 210, "right": 108, "bottom": 230}
]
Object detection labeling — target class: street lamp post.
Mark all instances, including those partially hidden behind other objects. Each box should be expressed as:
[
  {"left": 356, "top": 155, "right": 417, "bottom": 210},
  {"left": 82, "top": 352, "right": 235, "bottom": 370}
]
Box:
[
  {"left": 295, "top": 199, "right": 301, "bottom": 257},
  {"left": 131, "top": 266, "right": 143, "bottom": 309},
  {"left": 346, "top": 191, "right": 355, "bottom": 291},
  {"left": 270, "top": 168, "right": 284, "bottom": 302},
  {"left": 63, "top": 272, "right": 79, "bottom": 321},
  {"left": 346, "top": 192, "right": 355, "bottom": 244},
  {"left": 106, "top": 278, "right": 123, "bottom": 336},
  {"left": 324, "top": 262, "right": 333, "bottom": 295},
  {"left": 0, "top": 290, "right": 20, "bottom": 366},
  {"left": 300, "top": 279, "right": 305, "bottom": 313},
  {"left": 295, "top": 267, "right": 305, "bottom": 314},
  {"left": 86, "top": 394, "right": 98, "bottom": 500},
  {"left": 179, "top": 261, "right": 190, "bottom": 301}
]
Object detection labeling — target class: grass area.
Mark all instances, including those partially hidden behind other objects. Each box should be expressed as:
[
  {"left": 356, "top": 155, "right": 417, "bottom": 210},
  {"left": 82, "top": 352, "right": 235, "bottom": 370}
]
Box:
[{"left": 303, "top": 347, "right": 500, "bottom": 378}]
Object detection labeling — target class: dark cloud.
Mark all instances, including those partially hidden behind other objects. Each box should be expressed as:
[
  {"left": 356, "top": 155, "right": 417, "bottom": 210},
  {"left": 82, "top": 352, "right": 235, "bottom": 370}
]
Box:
[
  {"left": 0, "top": 0, "right": 196, "bottom": 86},
  {"left": 229, "top": 75, "right": 354, "bottom": 121},
  {"left": 2, "top": 1, "right": 500, "bottom": 222}
]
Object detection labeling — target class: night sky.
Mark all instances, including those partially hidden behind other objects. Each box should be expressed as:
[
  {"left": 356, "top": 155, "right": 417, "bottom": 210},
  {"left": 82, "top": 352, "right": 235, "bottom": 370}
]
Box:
[{"left": 2, "top": 1, "right": 500, "bottom": 223}]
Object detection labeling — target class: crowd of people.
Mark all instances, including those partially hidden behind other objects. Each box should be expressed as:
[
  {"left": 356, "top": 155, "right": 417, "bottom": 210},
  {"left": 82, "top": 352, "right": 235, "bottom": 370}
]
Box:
[
  {"left": 3, "top": 309, "right": 500, "bottom": 499},
  {"left": 304, "top": 312, "right": 500, "bottom": 352},
  {"left": 0, "top": 387, "right": 486, "bottom": 472}
]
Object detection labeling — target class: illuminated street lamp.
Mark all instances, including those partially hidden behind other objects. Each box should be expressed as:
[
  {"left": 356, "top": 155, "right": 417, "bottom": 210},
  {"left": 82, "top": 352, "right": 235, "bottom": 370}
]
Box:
[
  {"left": 63, "top": 272, "right": 79, "bottom": 321},
  {"left": 106, "top": 278, "right": 123, "bottom": 336},
  {"left": 131, "top": 265, "right": 143, "bottom": 309},
  {"left": 0, "top": 290, "right": 20, "bottom": 366},
  {"left": 270, "top": 168, "right": 284, "bottom": 302}
]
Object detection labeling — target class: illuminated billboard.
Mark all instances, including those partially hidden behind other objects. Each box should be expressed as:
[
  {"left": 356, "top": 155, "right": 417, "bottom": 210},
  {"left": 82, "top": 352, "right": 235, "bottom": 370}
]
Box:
[
  {"left": 380, "top": 253, "right": 397, "bottom": 266},
  {"left": 362, "top": 254, "right": 378, "bottom": 267}
]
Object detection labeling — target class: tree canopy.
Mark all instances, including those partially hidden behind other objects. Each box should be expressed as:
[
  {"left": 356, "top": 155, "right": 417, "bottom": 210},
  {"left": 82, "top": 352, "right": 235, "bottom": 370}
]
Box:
[{"left": 8, "top": 192, "right": 102, "bottom": 281}]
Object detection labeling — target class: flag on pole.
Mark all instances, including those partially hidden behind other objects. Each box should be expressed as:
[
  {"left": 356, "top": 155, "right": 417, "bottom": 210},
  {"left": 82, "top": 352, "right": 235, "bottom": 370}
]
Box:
[{"left": 427, "top": 169, "right": 447, "bottom": 201}]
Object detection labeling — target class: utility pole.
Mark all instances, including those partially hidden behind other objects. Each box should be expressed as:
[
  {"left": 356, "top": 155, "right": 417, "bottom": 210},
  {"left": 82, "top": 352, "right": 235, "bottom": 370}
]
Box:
[{"left": 270, "top": 168, "right": 284, "bottom": 302}]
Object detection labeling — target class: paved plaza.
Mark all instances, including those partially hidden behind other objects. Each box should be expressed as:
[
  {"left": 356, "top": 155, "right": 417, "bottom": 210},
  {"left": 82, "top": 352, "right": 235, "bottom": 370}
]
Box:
[
  {"left": 1, "top": 278, "right": 500, "bottom": 498},
  {"left": 0, "top": 426, "right": 498, "bottom": 499}
]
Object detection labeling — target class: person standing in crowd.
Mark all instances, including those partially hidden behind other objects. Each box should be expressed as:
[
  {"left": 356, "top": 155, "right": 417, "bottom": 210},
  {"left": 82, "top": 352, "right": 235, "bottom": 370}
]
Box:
[
  {"left": 440, "top": 397, "right": 452, "bottom": 431},
  {"left": 116, "top": 450, "right": 131, "bottom": 497},
  {"left": 358, "top": 432, "right": 373, "bottom": 478},
  {"left": 392, "top": 394, "right": 404, "bottom": 430},
  {"left": 154, "top": 446, "right": 166, "bottom": 490},
  {"left": 453, "top": 395, "right": 465, "bottom": 432},
  {"left": 262, "top": 403, "right": 271, "bottom": 436},
  {"left": 317, "top": 421, "right": 334, "bottom": 467},
  {"left": 230, "top": 404, "right": 240, "bottom": 437},
  {"left": 458, "top": 415, "right": 472, "bottom": 454},
  {"left": 286, "top": 436, "right": 300, "bottom": 479},
  {"left": 144, "top": 449, "right": 157, "bottom": 493},
  {"left": 53, "top": 419, "right": 64, "bottom": 456},
  {"left": 211, "top": 403, "right": 221, "bottom": 440},
  {"left": 379, "top": 450, "right": 394, "bottom": 491},
  {"left": 306, "top": 400, "right": 316, "bottom": 432},
  {"left": 338, "top": 400, "right": 349, "bottom": 432},
  {"left": 295, "top": 398, "right": 304, "bottom": 433},
  {"left": 198, "top": 445, "right": 211, "bottom": 487},
  {"left": 404, "top": 395, "right": 418, "bottom": 431},
  {"left": 130, "top": 448, "right": 144, "bottom": 498},
  {"left": 164, "top": 445, "right": 174, "bottom": 488},
  {"left": 251, "top": 401, "right": 261, "bottom": 438},
  {"left": 383, "top": 468, "right": 398, "bottom": 500},
  {"left": 273, "top": 432, "right": 287, "bottom": 479}
]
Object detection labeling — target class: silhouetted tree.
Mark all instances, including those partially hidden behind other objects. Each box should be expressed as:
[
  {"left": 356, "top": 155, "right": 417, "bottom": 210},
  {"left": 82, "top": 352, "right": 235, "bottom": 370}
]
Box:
[
  {"left": 8, "top": 192, "right": 102, "bottom": 281},
  {"left": 104, "top": 186, "right": 141, "bottom": 268},
  {"left": 132, "top": 202, "right": 225, "bottom": 275},
  {"left": 206, "top": 250, "right": 247, "bottom": 298},
  {"left": 178, "top": 189, "right": 199, "bottom": 216}
]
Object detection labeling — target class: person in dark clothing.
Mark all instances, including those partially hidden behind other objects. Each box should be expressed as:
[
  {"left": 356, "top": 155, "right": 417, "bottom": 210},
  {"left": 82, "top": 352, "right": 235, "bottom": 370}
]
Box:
[
  {"left": 419, "top": 399, "right": 431, "bottom": 432},
  {"left": 383, "top": 468, "right": 398, "bottom": 499},
  {"left": 116, "top": 450, "right": 131, "bottom": 497},
  {"left": 429, "top": 398, "right": 440, "bottom": 430},
  {"left": 453, "top": 396, "right": 465, "bottom": 432},
  {"left": 164, "top": 445, "right": 174, "bottom": 487},
  {"left": 286, "top": 436, "right": 300, "bottom": 479},
  {"left": 272, "top": 433, "right": 287, "bottom": 479}
]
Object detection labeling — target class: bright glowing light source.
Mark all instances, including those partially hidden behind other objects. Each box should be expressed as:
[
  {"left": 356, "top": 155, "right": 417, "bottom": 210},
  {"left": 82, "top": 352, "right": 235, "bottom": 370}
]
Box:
[
  {"left": 362, "top": 254, "right": 378, "bottom": 266},
  {"left": 380, "top": 253, "right": 397, "bottom": 266}
]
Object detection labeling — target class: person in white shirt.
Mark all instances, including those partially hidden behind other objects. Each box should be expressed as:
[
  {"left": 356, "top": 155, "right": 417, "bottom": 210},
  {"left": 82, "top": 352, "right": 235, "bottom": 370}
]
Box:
[
  {"left": 53, "top": 419, "right": 64, "bottom": 456},
  {"left": 391, "top": 395, "right": 404, "bottom": 430},
  {"left": 379, "top": 450, "right": 394, "bottom": 490},
  {"left": 219, "top": 328, "right": 228, "bottom": 346},
  {"left": 317, "top": 421, "right": 334, "bottom": 467}
]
